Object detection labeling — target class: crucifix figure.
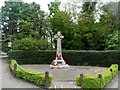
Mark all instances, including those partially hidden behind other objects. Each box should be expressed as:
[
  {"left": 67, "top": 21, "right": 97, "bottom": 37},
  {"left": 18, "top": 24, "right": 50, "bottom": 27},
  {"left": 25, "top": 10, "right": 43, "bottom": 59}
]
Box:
[
  {"left": 50, "top": 31, "right": 69, "bottom": 69},
  {"left": 54, "top": 32, "right": 64, "bottom": 60}
]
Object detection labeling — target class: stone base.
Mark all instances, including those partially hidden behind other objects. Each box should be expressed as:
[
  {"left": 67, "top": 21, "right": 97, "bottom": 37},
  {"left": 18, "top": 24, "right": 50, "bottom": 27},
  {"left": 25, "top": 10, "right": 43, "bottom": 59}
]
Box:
[{"left": 50, "top": 60, "right": 69, "bottom": 69}]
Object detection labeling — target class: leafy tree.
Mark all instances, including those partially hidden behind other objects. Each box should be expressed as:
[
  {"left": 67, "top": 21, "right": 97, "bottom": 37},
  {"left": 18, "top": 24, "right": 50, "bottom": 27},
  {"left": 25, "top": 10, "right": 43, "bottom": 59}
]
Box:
[
  {"left": 29, "top": 2, "right": 46, "bottom": 39},
  {"left": 12, "top": 37, "right": 48, "bottom": 50},
  {"left": 16, "top": 2, "right": 46, "bottom": 39},
  {"left": 82, "top": 2, "right": 97, "bottom": 14},
  {"left": 77, "top": 12, "right": 97, "bottom": 50},
  {"left": 99, "top": 2, "right": 118, "bottom": 50},
  {"left": 105, "top": 31, "right": 118, "bottom": 50},
  {"left": 46, "top": 1, "right": 61, "bottom": 49},
  {"left": 76, "top": 1, "right": 118, "bottom": 50},
  {"left": 77, "top": 2, "right": 101, "bottom": 50},
  {"left": 48, "top": 1, "right": 61, "bottom": 15},
  {"left": 1, "top": 1, "right": 49, "bottom": 52},
  {"left": 1, "top": 1, "right": 23, "bottom": 52},
  {"left": 1, "top": 1, "right": 22, "bottom": 37},
  {"left": 49, "top": 11, "right": 80, "bottom": 49},
  {"left": 1, "top": 0, "right": 119, "bottom": 51}
]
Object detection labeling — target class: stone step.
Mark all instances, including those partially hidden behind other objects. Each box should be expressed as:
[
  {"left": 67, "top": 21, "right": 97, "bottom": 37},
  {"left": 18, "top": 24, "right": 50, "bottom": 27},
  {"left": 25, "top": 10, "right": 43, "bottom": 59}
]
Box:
[{"left": 49, "top": 81, "right": 81, "bottom": 89}]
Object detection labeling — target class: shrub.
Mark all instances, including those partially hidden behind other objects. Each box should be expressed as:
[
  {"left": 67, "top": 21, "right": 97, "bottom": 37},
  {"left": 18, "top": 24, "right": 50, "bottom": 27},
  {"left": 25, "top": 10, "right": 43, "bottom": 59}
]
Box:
[
  {"left": 12, "top": 37, "right": 48, "bottom": 50},
  {"left": 2, "top": 41, "right": 11, "bottom": 52},
  {"left": 105, "top": 31, "right": 119, "bottom": 50},
  {"left": 76, "top": 64, "right": 118, "bottom": 89},
  {"left": 10, "top": 60, "right": 53, "bottom": 86},
  {"left": 8, "top": 50, "right": 120, "bottom": 69},
  {"left": 9, "top": 50, "right": 55, "bottom": 64}
]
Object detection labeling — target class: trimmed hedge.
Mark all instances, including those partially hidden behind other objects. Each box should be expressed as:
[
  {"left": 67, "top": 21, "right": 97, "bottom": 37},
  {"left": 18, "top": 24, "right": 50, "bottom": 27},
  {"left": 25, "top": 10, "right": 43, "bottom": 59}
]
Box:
[
  {"left": 8, "top": 50, "right": 120, "bottom": 69},
  {"left": 76, "top": 64, "right": 118, "bottom": 89},
  {"left": 10, "top": 60, "right": 53, "bottom": 86}
]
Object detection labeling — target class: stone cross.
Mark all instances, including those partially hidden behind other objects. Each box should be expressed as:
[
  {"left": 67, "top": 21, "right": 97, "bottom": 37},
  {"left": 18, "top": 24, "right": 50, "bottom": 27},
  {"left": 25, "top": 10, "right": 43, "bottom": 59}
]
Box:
[{"left": 54, "top": 32, "right": 64, "bottom": 60}]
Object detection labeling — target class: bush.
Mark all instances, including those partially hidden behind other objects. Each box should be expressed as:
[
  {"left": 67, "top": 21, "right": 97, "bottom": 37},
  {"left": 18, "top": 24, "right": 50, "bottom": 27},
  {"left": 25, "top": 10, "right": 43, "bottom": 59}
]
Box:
[
  {"left": 105, "top": 31, "right": 119, "bottom": 50},
  {"left": 76, "top": 64, "right": 118, "bottom": 89},
  {"left": 2, "top": 41, "right": 11, "bottom": 52},
  {"left": 12, "top": 37, "right": 48, "bottom": 50},
  {"left": 8, "top": 50, "right": 120, "bottom": 69},
  {"left": 10, "top": 60, "right": 53, "bottom": 86}
]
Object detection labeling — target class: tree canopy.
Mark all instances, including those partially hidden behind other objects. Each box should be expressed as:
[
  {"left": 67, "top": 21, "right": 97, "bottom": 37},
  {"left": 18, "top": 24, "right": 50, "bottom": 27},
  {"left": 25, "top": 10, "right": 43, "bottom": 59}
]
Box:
[{"left": 1, "top": 1, "right": 119, "bottom": 52}]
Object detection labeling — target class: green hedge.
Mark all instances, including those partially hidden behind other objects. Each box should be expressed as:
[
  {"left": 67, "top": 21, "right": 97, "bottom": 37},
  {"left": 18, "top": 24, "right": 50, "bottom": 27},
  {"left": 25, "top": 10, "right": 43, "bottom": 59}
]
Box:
[
  {"left": 76, "top": 64, "right": 118, "bottom": 89},
  {"left": 8, "top": 50, "right": 120, "bottom": 69},
  {"left": 10, "top": 60, "right": 53, "bottom": 86}
]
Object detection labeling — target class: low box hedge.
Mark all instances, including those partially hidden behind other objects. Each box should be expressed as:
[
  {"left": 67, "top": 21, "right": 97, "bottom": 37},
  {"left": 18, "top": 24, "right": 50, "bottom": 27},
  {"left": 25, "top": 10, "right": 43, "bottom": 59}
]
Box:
[
  {"left": 10, "top": 60, "right": 53, "bottom": 86},
  {"left": 76, "top": 64, "right": 118, "bottom": 89},
  {"left": 8, "top": 50, "right": 120, "bottom": 69}
]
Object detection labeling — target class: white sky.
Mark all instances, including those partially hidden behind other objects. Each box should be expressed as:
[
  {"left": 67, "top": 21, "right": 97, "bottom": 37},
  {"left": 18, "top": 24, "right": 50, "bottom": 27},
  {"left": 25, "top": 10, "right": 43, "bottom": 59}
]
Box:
[
  {"left": 23, "top": 0, "right": 54, "bottom": 12},
  {"left": 0, "top": 0, "right": 68, "bottom": 12},
  {"left": 0, "top": 0, "right": 119, "bottom": 12}
]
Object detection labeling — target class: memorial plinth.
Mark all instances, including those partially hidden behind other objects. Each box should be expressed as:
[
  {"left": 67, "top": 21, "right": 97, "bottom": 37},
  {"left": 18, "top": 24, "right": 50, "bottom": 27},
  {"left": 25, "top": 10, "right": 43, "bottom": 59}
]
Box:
[{"left": 50, "top": 32, "right": 69, "bottom": 69}]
